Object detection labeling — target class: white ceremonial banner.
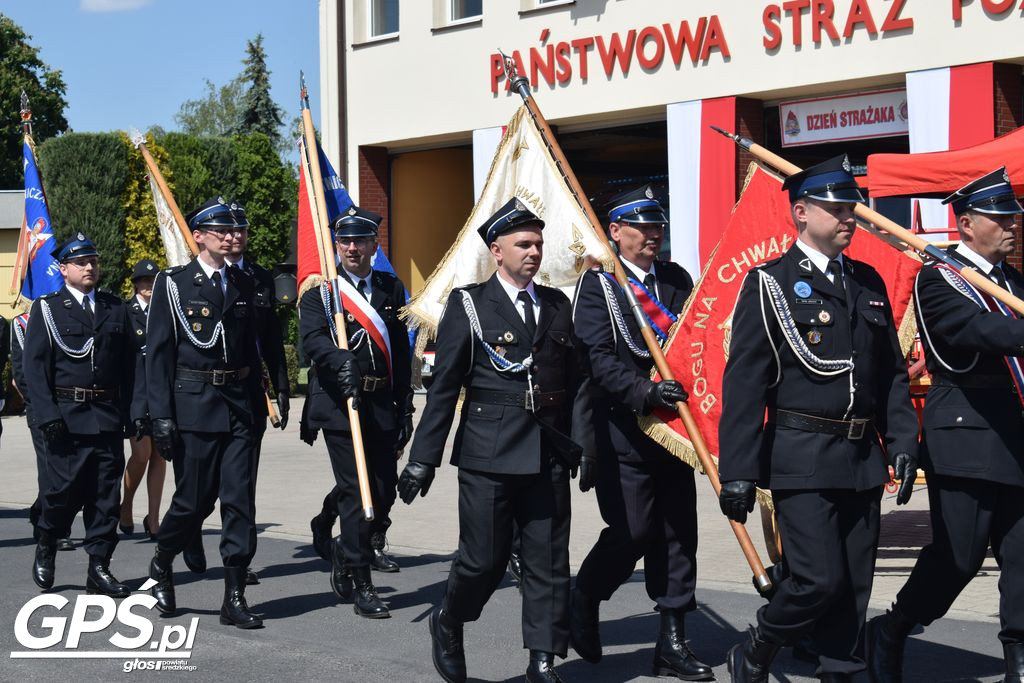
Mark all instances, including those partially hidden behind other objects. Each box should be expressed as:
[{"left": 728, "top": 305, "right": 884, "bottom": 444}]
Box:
[
  {"left": 148, "top": 174, "right": 192, "bottom": 267},
  {"left": 780, "top": 88, "right": 909, "bottom": 148},
  {"left": 404, "top": 105, "right": 611, "bottom": 339}
]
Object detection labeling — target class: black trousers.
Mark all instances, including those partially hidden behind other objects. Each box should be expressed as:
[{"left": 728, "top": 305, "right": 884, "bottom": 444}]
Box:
[
  {"left": 157, "top": 412, "right": 257, "bottom": 567},
  {"left": 758, "top": 487, "right": 881, "bottom": 676},
  {"left": 896, "top": 474, "right": 1024, "bottom": 644},
  {"left": 444, "top": 458, "right": 571, "bottom": 655},
  {"left": 575, "top": 451, "right": 698, "bottom": 611},
  {"left": 38, "top": 432, "right": 124, "bottom": 558},
  {"left": 29, "top": 424, "right": 48, "bottom": 522},
  {"left": 323, "top": 423, "right": 399, "bottom": 568}
]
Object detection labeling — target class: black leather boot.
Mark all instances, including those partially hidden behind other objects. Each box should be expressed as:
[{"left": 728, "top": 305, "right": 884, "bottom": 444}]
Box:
[
  {"left": 652, "top": 609, "right": 714, "bottom": 680},
  {"left": 245, "top": 569, "right": 260, "bottom": 585},
  {"left": 1004, "top": 642, "right": 1024, "bottom": 682},
  {"left": 183, "top": 532, "right": 206, "bottom": 574},
  {"left": 508, "top": 550, "right": 523, "bottom": 585},
  {"left": 865, "top": 603, "right": 915, "bottom": 683},
  {"left": 149, "top": 548, "right": 176, "bottom": 615},
  {"left": 370, "top": 532, "right": 399, "bottom": 573},
  {"left": 330, "top": 537, "right": 353, "bottom": 600},
  {"left": 727, "top": 625, "right": 781, "bottom": 683},
  {"left": 32, "top": 533, "right": 57, "bottom": 590},
  {"left": 57, "top": 537, "right": 75, "bottom": 551},
  {"left": 87, "top": 556, "right": 131, "bottom": 598},
  {"left": 310, "top": 495, "right": 335, "bottom": 562},
  {"left": 429, "top": 604, "right": 466, "bottom": 683},
  {"left": 526, "top": 650, "right": 564, "bottom": 683},
  {"left": 351, "top": 565, "right": 390, "bottom": 618},
  {"left": 569, "top": 587, "right": 602, "bottom": 663},
  {"left": 219, "top": 567, "right": 263, "bottom": 628}
]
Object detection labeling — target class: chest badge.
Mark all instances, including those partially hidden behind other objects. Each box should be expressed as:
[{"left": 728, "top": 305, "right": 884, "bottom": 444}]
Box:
[
  {"left": 494, "top": 346, "right": 506, "bottom": 357},
  {"left": 186, "top": 307, "right": 194, "bottom": 316},
  {"left": 794, "top": 281, "right": 812, "bottom": 298},
  {"left": 818, "top": 310, "right": 832, "bottom": 324},
  {"left": 346, "top": 313, "right": 355, "bottom": 323},
  {"left": 201, "top": 307, "right": 211, "bottom": 317},
  {"left": 503, "top": 331, "right": 514, "bottom": 342},
  {"left": 807, "top": 330, "right": 822, "bottom": 345},
  {"left": 136, "top": 329, "right": 143, "bottom": 336},
  {"left": 192, "top": 322, "right": 203, "bottom": 332}
]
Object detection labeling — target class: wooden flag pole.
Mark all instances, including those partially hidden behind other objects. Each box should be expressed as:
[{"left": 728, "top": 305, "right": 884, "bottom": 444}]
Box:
[
  {"left": 501, "top": 56, "right": 772, "bottom": 592},
  {"left": 711, "top": 126, "right": 1024, "bottom": 317},
  {"left": 299, "top": 73, "right": 375, "bottom": 521}
]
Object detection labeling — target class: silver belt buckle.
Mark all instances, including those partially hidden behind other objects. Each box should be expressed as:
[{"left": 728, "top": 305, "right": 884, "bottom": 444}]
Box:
[
  {"left": 524, "top": 388, "right": 536, "bottom": 413},
  {"left": 211, "top": 370, "right": 226, "bottom": 386},
  {"left": 847, "top": 418, "right": 867, "bottom": 440},
  {"left": 73, "top": 387, "right": 87, "bottom": 402}
]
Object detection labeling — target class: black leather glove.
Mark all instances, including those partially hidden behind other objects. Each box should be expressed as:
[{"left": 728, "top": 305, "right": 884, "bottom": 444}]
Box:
[
  {"left": 893, "top": 452, "right": 918, "bottom": 505},
  {"left": 336, "top": 358, "right": 361, "bottom": 410},
  {"left": 277, "top": 391, "right": 290, "bottom": 430},
  {"left": 397, "top": 461, "right": 436, "bottom": 504},
  {"left": 396, "top": 412, "right": 414, "bottom": 452},
  {"left": 645, "top": 379, "right": 689, "bottom": 411},
  {"left": 719, "top": 480, "right": 757, "bottom": 523},
  {"left": 151, "top": 418, "right": 179, "bottom": 462},
  {"left": 578, "top": 456, "right": 597, "bottom": 493},
  {"left": 300, "top": 423, "right": 318, "bottom": 446},
  {"left": 133, "top": 417, "right": 151, "bottom": 440},
  {"left": 39, "top": 418, "right": 69, "bottom": 449}
]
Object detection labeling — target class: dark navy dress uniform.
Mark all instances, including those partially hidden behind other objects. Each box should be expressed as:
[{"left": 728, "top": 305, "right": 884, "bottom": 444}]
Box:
[
  {"left": 718, "top": 157, "right": 918, "bottom": 679},
  {"left": 868, "top": 169, "right": 1024, "bottom": 680},
  {"left": 23, "top": 235, "right": 139, "bottom": 594}
]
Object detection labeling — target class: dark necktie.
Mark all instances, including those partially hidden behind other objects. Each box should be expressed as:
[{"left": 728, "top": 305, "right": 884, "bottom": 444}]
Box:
[
  {"left": 992, "top": 266, "right": 1009, "bottom": 291},
  {"left": 518, "top": 290, "right": 536, "bottom": 340},
  {"left": 356, "top": 279, "right": 367, "bottom": 300},
  {"left": 209, "top": 271, "right": 225, "bottom": 308},
  {"left": 643, "top": 273, "right": 658, "bottom": 300},
  {"left": 827, "top": 260, "right": 845, "bottom": 292},
  {"left": 83, "top": 297, "right": 95, "bottom": 326}
]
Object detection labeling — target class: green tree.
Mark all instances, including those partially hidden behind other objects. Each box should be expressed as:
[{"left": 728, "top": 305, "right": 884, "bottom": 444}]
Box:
[
  {"left": 174, "top": 77, "right": 244, "bottom": 137},
  {"left": 158, "top": 132, "right": 238, "bottom": 216},
  {"left": 0, "top": 14, "right": 69, "bottom": 188},
  {"left": 232, "top": 132, "right": 294, "bottom": 269},
  {"left": 37, "top": 133, "right": 130, "bottom": 291},
  {"left": 121, "top": 131, "right": 173, "bottom": 296},
  {"left": 235, "top": 35, "right": 284, "bottom": 152}
]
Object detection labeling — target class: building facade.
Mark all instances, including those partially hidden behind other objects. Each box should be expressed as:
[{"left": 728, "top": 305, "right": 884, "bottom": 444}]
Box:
[{"left": 320, "top": 0, "right": 1024, "bottom": 289}]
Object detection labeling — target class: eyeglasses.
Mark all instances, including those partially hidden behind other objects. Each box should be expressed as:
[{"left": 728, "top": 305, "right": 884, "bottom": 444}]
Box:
[
  {"left": 65, "top": 258, "right": 99, "bottom": 269},
  {"left": 335, "top": 237, "right": 375, "bottom": 247},
  {"left": 202, "top": 227, "right": 247, "bottom": 237}
]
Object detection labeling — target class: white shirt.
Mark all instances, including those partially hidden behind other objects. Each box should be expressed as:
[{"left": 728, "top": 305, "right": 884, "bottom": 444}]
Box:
[
  {"left": 620, "top": 257, "right": 660, "bottom": 300},
  {"left": 196, "top": 258, "right": 228, "bottom": 295},
  {"left": 65, "top": 283, "right": 97, "bottom": 311},
  {"left": 495, "top": 272, "right": 540, "bottom": 327},
  {"left": 955, "top": 243, "right": 1011, "bottom": 291},
  {"left": 795, "top": 239, "right": 845, "bottom": 286},
  {"left": 344, "top": 268, "right": 373, "bottom": 299}
]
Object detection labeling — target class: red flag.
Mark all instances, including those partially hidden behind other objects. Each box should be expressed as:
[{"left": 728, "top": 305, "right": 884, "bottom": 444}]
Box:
[{"left": 296, "top": 140, "right": 322, "bottom": 295}]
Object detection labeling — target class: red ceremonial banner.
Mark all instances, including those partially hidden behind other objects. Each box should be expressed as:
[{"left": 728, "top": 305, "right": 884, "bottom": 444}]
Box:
[{"left": 641, "top": 163, "right": 921, "bottom": 471}]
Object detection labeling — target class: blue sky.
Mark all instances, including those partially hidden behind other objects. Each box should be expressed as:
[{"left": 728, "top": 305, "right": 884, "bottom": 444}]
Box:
[{"left": 2, "top": 0, "right": 320, "bottom": 134}]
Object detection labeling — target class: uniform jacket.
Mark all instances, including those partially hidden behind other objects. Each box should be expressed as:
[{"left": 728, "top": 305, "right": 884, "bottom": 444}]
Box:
[
  {"left": 409, "top": 273, "right": 588, "bottom": 475},
  {"left": 914, "top": 250, "right": 1024, "bottom": 487},
  {"left": 126, "top": 295, "right": 149, "bottom": 427},
  {"left": 571, "top": 260, "right": 693, "bottom": 462},
  {"left": 145, "top": 259, "right": 263, "bottom": 432},
  {"left": 237, "top": 259, "right": 289, "bottom": 398},
  {"left": 23, "top": 285, "right": 137, "bottom": 435},
  {"left": 11, "top": 316, "right": 31, "bottom": 423},
  {"left": 718, "top": 246, "right": 918, "bottom": 491},
  {"left": 299, "top": 270, "right": 412, "bottom": 434}
]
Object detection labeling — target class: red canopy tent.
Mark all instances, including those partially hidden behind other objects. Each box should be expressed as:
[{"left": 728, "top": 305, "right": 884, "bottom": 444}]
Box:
[{"left": 866, "top": 125, "right": 1024, "bottom": 198}]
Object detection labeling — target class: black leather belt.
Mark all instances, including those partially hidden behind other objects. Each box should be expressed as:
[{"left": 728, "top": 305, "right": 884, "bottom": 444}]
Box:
[
  {"left": 175, "top": 366, "right": 250, "bottom": 386},
  {"left": 467, "top": 387, "right": 565, "bottom": 412},
  {"left": 930, "top": 374, "right": 1014, "bottom": 390},
  {"left": 55, "top": 386, "right": 119, "bottom": 402},
  {"left": 770, "top": 409, "right": 874, "bottom": 440},
  {"left": 361, "top": 375, "right": 388, "bottom": 392}
]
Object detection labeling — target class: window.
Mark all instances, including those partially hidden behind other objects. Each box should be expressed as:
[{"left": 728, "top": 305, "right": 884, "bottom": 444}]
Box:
[
  {"left": 450, "top": 0, "right": 481, "bottom": 21},
  {"left": 370, "top": 0, "right": 399, "bottom": 37},
  {"left": 519, "top": 0, "right": 574, "bottom": 13}
]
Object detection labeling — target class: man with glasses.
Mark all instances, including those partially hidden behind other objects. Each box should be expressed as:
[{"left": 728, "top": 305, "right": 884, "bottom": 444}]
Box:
[
  {"left": 300, "top": 206, "right": 413, "bottom": 618},
  {"left": 24, "top": 233, "right": 139, "bottom": 596},
  {"left": 144, "top": 197, "right": 265, "bottom": 628}
]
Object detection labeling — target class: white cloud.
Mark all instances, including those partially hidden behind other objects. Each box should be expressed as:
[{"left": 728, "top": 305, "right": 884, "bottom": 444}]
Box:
[{"left": 80, "top": 0, "right": 153, "bottom": 12}]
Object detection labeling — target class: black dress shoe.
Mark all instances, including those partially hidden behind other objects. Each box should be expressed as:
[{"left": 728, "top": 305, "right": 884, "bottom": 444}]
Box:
[
  {"left": 330, "top": 538, "right": 353, "bottom": 600},
  {"left": 32, "top": 534, "right": 56, "bottom": 590},
  {"left": 1004, "top": 641, "right": 1024, "bottom": 682},
  {"left": 119, "top": 516, "right": 135, "bottom": 536},
  {"left": 351, "top": 566, "right": 390, "bottom": 618},
  {"left": 142, "top": 514, "right": 158, "bottom": 542},
  {"left": 219, "top": 567, "right": 263, "bottom": 629},
  {"left": 370, "top": 532, "right": 399, "bottom": 573},
  {"left": 526, "top": 651, "right": 564, "bottom": 683},
  {"left": 865, "top": 605, "right": 914, "bottom": 683},
  {"left": 429, "top": 605, "right": 466, "bottom": 683},
  {"left": 727, "top": 626, "right": 781, "bottom": 683},
  {"left": 56, "top": 537, "right": 75, "bottom": 551},
  {"left": 653, "top": 609, "right": 714, "bottom": 680},
  {"left": 149, "top": 550, "right": 176, "bottom": 615},
  {"left": 87, "top": 556, "right": 131, "bottom": 598},
  {"left": 310, "top": 512, "right": 334, "bottom": 562},
  {"left": 245, "top": 569, "right": 260, "bottom": 585},
  {"left": 569, "top": 587, "right": 602, "bottom": 663},
  {"left": 183, "top": 533, "right": 207, "bottom": 574}
]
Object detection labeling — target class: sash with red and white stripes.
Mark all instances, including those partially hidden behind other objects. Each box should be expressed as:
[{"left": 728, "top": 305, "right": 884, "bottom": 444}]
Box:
[
  {"left": 935, "top": 264, "right": 1024, "bottom": 408},
  {"left": 331, "top": 275, "right": 393, "bottom": 380}
]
